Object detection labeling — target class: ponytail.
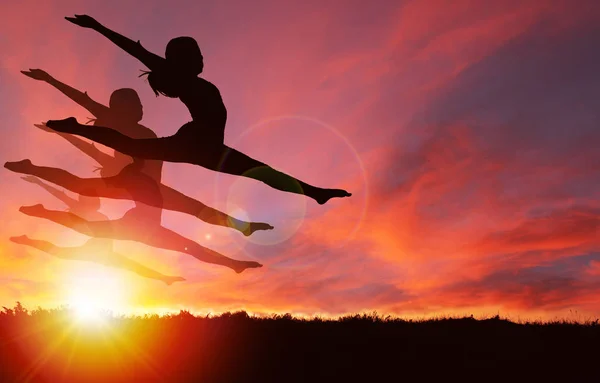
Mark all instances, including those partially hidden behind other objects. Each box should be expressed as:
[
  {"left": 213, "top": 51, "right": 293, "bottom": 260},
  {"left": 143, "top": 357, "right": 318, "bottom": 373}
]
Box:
[{"left": 139, "top": 69, "right": 180, "bottom": 98}]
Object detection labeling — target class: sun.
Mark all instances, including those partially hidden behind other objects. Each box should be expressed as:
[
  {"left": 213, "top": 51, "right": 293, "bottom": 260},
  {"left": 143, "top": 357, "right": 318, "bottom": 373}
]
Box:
[
  {"left": 63, "top": 264, "right": 129, "bottom": 325},
  {"left": 72, "top": 300, "right": 104, "bottom": 324}
]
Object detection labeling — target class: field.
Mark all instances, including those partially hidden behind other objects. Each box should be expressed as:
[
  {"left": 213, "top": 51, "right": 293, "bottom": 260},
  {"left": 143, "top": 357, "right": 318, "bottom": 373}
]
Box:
[{"left": 1, "top": 303, "right": 599, "bottom": 382}]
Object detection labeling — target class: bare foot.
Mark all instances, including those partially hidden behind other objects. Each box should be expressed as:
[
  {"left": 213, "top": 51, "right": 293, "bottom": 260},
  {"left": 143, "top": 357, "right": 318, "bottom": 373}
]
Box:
[
  {"left": 19, "top": 204, "right": 46, "bottom": 217},
  {"left": 164, "top": 276, "right": 186, "bottom": 286},
  {"left": 46, "top": 117, "right": 79, "bottom": 133},
  {"left": 232, "top": 261, "right": 263, "bottom": 274},
  {"left": 4, "top": 159, "right": 33, "bottom": 173},
  {"left": 315, "top": 189, "right": 352, "bottom": 205},
  {"left": 9, "top": 235, "right": 30, "bottom": 245},
  {"left": 242, "top": 222, "right": 274, "bottom": 237}
]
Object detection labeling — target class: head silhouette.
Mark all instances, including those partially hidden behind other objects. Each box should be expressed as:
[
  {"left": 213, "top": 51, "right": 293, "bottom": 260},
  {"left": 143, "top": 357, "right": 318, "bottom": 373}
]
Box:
[
  {"left": 108, "top": 88, "right": 143, "bottom": 123},
  {"left": 165, "top": 37, "right": 204, "bottom": 75},
  {"left": 143, "top": 37, "right": 203, "bottom": 98}
]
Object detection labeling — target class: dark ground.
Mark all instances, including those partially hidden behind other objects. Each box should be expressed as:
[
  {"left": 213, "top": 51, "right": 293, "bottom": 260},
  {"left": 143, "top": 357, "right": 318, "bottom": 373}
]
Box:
[{"left": 1, "top": 304, "right": 599, "bottom": 382}]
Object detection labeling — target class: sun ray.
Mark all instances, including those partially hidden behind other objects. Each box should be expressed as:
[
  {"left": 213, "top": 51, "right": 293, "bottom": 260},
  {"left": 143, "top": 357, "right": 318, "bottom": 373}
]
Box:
[{"left": 19, "top": 321, "right": 76, "bottom": 383}]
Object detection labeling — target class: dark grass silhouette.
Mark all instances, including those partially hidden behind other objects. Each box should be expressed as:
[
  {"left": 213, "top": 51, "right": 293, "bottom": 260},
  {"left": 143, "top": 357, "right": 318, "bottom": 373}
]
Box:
[
  {"left": 45, "top": 14, "right": 351, "bottom": 205},
  {"left": 1, "top": 303, "right": 599, "bottom": 383}
]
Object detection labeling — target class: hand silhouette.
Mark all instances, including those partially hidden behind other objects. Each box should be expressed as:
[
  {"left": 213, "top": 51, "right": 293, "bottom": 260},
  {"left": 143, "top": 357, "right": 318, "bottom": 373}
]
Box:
[
  {"left": 65, "top": 14, "right": 101, "bottom": 29},
  {"left": 21, "top": 175, "right": 42, "bottom": 184},
  {"left": 21, "top": 69, "right": 52, "bottom": 82}
]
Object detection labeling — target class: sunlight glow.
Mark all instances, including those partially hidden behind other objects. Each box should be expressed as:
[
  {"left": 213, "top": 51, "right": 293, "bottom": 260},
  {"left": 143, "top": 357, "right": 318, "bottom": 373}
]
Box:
[
  {"left": 72, "top": 301, "right": 105, "bottom": 324},
  {"left": 63, "top": 263, "right": 129, "bottom": 325}
]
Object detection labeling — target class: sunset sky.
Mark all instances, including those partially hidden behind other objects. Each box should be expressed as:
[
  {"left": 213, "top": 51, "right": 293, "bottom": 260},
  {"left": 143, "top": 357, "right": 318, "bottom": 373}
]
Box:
[{"left": 0, "top": 0, "right": 599, "bottom": 320}]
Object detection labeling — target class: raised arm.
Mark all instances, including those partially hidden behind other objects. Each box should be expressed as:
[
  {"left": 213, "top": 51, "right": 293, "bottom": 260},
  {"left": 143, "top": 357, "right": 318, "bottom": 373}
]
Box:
[
  {"left": 21, "top": 176, "right": 79, "bottom": 210},
  {"left": 65, "top": 15, "right": 165, "bottom": 71},
  {"left": 21, "top": 69, "right": 109, "bottom": 118}
]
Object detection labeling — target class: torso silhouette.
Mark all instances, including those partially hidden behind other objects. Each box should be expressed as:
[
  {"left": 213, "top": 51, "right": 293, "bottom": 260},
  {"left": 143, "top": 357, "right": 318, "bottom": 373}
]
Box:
[
  {"left": 69, "top": 200, "right": 114, "bottom": 260},
  {"left": 71, "top": 203, "right": 108, "bottom": 222},
  {"left": 94, "top": 112, "right": 164, "bottom": 225},
  {"left": 94, "top": 115, "right": 163, "bottom": 180},
  {"left": 175, "top": 76, "right": 227, "bottom": 146}
]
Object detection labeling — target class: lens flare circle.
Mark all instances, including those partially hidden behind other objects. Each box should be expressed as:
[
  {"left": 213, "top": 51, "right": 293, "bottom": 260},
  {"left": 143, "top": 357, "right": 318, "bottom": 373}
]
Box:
[
  {"left": 213, "top": 115, "right": 369, "bottom": 254},
  {"left": 224, "top": 171, "right": 308, "bottom": 247}
]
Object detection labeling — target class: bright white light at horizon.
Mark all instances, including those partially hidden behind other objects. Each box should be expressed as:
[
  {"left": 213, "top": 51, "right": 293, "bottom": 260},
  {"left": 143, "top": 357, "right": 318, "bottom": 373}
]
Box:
[
  {"left": 71, "top": 301, "right": 105, "bottom": 325},
  {"left": 63, "top": 263, "right": 128, "bottom": 326}
]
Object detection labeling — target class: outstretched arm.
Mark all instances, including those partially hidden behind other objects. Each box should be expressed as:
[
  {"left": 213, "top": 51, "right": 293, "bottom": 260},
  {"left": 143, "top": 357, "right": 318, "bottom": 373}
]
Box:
[
  {"left": 65, "top": 15, "right": 165, "bottom": 71},
  {"left": 21, "top": 70, "right": 109, "bottom": 117},
  {"left": 21, "top": 176, "right": 79, "bottom": 210}
]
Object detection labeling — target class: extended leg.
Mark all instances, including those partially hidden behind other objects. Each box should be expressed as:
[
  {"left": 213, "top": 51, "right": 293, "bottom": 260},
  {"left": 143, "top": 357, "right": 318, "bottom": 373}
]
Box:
[
  {"left": 19, "top": 205, "right": 261, "bottom": 273},
  {"left": 141, "top": 225, "right": 262, "bottom": 274},
  {"left": 5, "top": 160, "right": 272, "bottom": 235},
  {"left": 19, "top": 205, "right": 117, "bottom": 238},
  {"left": 46, "top": 117, "right": 183, "bottom": 162},
  {"left": 159, "top": 184, "right": 273, "bottom": 236},
  {"left": 10, "top": 235, "right": 101, "bottom": 262},
  {"left": 10, "top": 235, "right": 68, "bottom": 256},
  {"left": 9, "top": 235, "right": 184, "bottom": 285},
  {"left": 214, "top": 146, "right": 351, "bottom": 204},
  {"left": 45, "top": 118, "right": 351, "bottom": 204},
  {"left": 4, "top": 160, "right": 125, "bottom": 199},
  {"left": 95, "top": 251, "right": 186, "bottom": 285}
]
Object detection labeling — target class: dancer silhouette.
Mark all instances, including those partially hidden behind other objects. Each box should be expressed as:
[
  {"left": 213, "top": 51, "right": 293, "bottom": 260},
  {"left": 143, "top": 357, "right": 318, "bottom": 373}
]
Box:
[
  {"left": 12, "top": 162, "right": 261, "bottom": 274},
  {"left": 6, "top": 157, "right": 271, "bottom": 236},
  {"left": 45, "top": 14, "right": 351, "bottom": 205},
  {"left": 7, "top": 69, "right": 272, "bottom": 235},
  {"left": 10, "top": 235, "right": 185, "bottom": 285},
  {"left": 21, "top": 69, "right": 158, "bottom": 174},
  {"left": 14, "top": 165, "right": 260, "bottom": 272},
  {"left": 17, "top": 203, "right": 262, "bottom": 274},
  {"left": 11, "top": 176, "right": 185, "bottom": 285}
]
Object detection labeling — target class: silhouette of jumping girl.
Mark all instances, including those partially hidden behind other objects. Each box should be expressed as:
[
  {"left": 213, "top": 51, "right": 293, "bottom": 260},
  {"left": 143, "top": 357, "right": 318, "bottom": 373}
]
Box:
[
  {"left": 7, "top": 91, "right": 262, "bottom": 274},
  {"left": 6, "top": 69, "right": 272, "bottom": 236},
  {"left": 10, "top": 168, "right": 262, "bottom": 274},
  {"left": 45, "top": 14, "right": 351, "bottom": 205},
  {"left": 17, "top": 201, "right": 262, "bottom": 274},
  {"left": 11, "top": 176, "right": 186, "bottom": 285}
]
